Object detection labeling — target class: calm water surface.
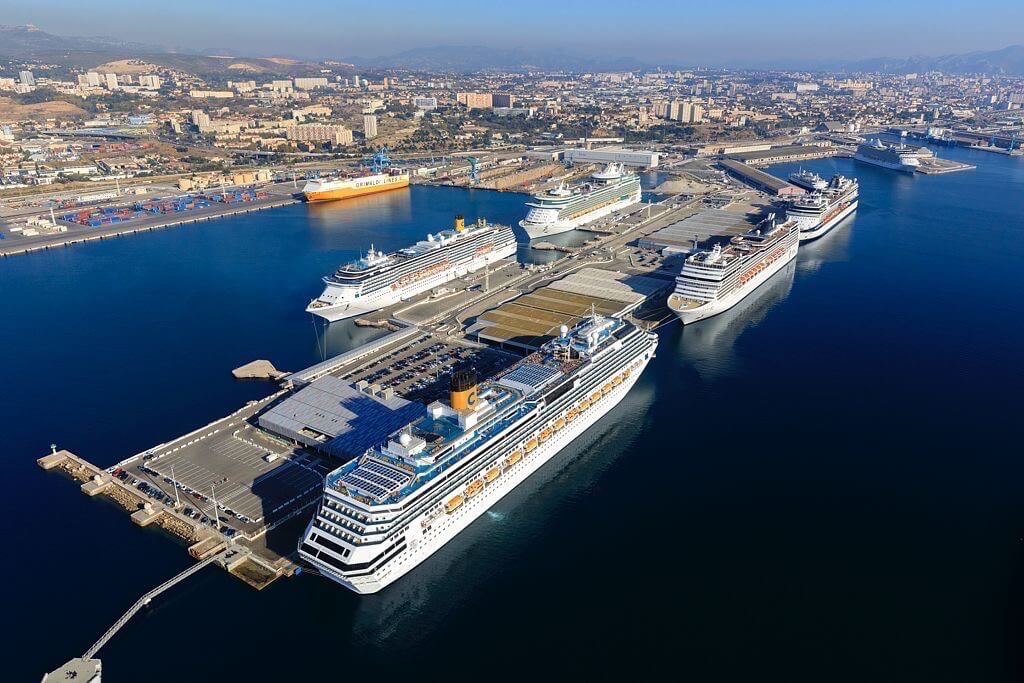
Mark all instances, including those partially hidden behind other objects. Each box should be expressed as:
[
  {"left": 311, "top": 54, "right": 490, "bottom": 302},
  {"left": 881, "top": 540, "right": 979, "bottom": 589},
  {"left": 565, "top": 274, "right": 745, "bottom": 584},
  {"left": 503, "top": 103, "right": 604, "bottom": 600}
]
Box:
[{"left": 3, "top": 152, "right": 1023, "bottom": 681}]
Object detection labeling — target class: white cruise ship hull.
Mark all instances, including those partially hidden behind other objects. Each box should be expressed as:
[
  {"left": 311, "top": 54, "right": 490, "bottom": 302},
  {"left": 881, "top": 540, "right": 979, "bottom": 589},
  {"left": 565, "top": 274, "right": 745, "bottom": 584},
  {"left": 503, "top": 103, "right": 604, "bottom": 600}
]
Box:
[
  {"left": 520, "top": 189, "right": 641, "bottom": 239},
  {"left": 307, "top": 244, "right": 516, "bottom": 321},
  {"left": 798, "top": 199, "right": 858, "bottom": 242},
  {"left": 305, "top": 351, "right": 653, "bottom": 594},
  {"left": 854, "top": 153, "right": 918, "bottom": 173},
  {"left": 674, "top": 241, "right": 799, "bottom": 325}
]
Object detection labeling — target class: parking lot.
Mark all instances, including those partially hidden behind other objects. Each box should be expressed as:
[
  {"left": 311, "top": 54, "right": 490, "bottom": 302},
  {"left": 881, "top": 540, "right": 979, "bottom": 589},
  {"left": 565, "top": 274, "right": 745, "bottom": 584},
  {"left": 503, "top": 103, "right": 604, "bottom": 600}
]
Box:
[
  {"left": 120, "top": 408, "right": 326, "bottom": 536},
  {"left": 337, "top": 335, "right": 518, "bottom": 402}
]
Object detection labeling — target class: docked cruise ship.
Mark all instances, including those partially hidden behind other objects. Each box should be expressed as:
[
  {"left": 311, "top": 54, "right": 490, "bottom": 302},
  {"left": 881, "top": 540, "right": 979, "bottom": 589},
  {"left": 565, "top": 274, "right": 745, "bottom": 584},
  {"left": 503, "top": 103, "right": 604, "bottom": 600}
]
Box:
[
  {"left": 785, "top": 174, "right": 859, "bottom": 242},
  {"left": 668, "top": 214, "right": 800, "bottom": 324},
  {"left": 788, "top": 168, "right": 828, "bottom": 192},
  {"left": 306, "top": 216, "right": 517, "bottom": 322},
  {"left": 519, "top": 163, "right": 641, "bottom": 238},
  {"left": 302, "top": 170, "right": 409, "bottom": 202},
  {"left": 299, "top": 314, "right": 658, "bottom": 593},
  {"left": 854, "top": 139, "right": 921, "bottom": 172}
]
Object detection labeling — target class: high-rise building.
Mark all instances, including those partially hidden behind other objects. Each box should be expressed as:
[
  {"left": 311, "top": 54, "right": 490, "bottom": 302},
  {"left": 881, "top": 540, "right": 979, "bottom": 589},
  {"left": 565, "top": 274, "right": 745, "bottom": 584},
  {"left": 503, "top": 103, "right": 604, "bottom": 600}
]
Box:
[
  {"left": 104, "top": 73, "right": 119, "bottom": 90},
  {"left": 294, "top": 77, "right": 329, "bottom": 90},
  {"left": 191, "top": 110, "right": 211, "bottom": 129},
  {"left": 84, "top": 72, "right": 102, "bottom": 87},
  {"left": 286, "top": 123, "right": 353, "bottom": 146},
  {"left": 413, "top": 97, "right": 438, "bottom": 110},
  {"left": 139, "top": 75, "right": 162, "bottom": 89},
  {"left": 352, "top": 75, "right": 361, "bottom": 88},
  {"left": 457, "top": 92, "right": 493, "bottom": 109},
  {"left": 491, "top": 93, "right": 515, "bottom": 108},
  {"left": 363, "top": 110, "right": 378, "bottom": 139},
  {"left": 19, "top": 70, "right": 35, "bottom": 86}
]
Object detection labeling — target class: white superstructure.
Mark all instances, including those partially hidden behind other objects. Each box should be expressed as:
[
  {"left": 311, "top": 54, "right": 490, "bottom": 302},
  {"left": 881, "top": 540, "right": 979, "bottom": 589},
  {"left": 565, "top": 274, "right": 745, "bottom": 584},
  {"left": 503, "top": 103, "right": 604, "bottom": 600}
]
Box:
[
  {"left": 519, "top": 163, "right": 641, "bottom": 238},
  {"left": 306, "top": 216, "right": 517, "bottom": 322},
  {"left": 298, "top": 315, "right": 658, "bottom": 593},
  {"left": 788, "top": 168, "right": 828, "bottom": 191},
  {"left": 785, "top": 174, "right": 859, "bottom": 242},
  {"left": 667, "top": 214, "right": 800, "bottom": 324},
  {"left": 854, "top": 138, "right": 921, "bottom": 172}
]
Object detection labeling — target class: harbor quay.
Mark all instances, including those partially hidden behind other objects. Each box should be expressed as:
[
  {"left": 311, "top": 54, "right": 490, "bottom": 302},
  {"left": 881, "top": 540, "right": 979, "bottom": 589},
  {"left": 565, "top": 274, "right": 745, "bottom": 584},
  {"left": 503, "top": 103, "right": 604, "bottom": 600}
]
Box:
[{"left": 37, "top": 177, "right": 801, "bottom": 674}]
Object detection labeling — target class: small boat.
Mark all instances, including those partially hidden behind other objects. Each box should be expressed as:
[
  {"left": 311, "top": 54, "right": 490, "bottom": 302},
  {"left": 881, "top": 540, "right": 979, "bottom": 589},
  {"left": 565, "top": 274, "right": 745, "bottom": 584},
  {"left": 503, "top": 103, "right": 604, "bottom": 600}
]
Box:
[
  {"left": 539, "top": 428, "right": 552, "bottom": 442},
  {"left": 485, "top": 467, "right": 501, "bottom": 483},
  {"left": 504, "top": 451, "right": 523, "bottom": 468},
  {"left": 466, "top": 480, "right": 483, "bottom": 498},
  {"left": 445, "top": 495, "right": 464, "bottom": 514},
  {"left": 554, "top": 417, "right": 565, "bottom": 430},
  {"left": 524, "top": 439, "right": 538, "bottom": 453}
]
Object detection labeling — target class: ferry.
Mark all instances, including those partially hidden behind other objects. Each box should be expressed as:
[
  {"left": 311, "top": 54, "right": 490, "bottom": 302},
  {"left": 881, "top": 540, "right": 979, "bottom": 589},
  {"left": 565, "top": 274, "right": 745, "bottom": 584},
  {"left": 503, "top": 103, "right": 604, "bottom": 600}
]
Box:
[
  {"left": 519, "top": 163, "right": 641, "bottom": 239},
  {"left": 299, "top": 314, "right": 658, "bottom": 593},
  {"left": 788, "top": 168, "right": 828, "bottom": 192},
  {"left": 302, "top": 170, "right": 410, "bottom": 202},
  {"left": 785, "top": 174, "right": 859, "bottom": 242},
  {"left": 667, "top": 213, "right": 800, "bottom": 324},
  {"left": 854, "top": 139, "right": 920, "bottom": 173},
  {"left": 306, "top": 215, "right": 517, "bottom": 322}
]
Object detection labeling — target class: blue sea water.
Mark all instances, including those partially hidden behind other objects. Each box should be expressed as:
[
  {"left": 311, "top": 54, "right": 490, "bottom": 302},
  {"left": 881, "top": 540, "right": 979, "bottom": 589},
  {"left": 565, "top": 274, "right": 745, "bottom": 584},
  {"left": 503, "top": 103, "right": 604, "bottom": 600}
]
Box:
[{"left": 3, "top": 154, "right": 1023, "bottom": 681}]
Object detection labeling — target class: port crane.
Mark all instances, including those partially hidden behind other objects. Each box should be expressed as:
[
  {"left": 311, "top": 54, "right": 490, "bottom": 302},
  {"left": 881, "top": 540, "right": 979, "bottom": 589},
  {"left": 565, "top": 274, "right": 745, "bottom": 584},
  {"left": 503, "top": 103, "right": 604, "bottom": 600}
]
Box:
[{"left": 363, "top": 147, "right": 394, "bottom": 173}]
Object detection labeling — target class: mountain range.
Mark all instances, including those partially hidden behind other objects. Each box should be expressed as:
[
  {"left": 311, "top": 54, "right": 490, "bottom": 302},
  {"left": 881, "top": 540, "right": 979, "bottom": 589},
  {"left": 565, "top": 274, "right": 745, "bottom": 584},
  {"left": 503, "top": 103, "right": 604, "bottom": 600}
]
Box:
[{"left": 2, "top": 24, "right": 1023, "bottom": 76}]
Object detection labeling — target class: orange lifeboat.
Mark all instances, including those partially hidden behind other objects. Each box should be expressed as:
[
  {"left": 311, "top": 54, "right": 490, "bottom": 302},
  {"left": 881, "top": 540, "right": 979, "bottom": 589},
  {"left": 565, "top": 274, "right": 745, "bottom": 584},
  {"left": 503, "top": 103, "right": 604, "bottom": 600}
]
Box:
[
  {"left": 445, "top": 495, "right": 464, "bottom": 514},
  {"left": 504, "top": 450, "right": 523, "bottom": 468},
  {"left": 524, "top": 439, "right": 538, "bottom": 453},
  {"left": 465, "top": 480, "right": 483, "bottom": 498},
  {"left": 485, "top": 467, "right": 501, "bottom": 483}
]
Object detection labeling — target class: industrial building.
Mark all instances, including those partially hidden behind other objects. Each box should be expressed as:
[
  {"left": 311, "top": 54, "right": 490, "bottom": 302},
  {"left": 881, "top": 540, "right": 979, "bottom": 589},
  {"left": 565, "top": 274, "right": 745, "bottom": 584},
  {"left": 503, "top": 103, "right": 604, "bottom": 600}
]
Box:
[
  {"left": 725, "top": 143, "right": 837, "bottom": 165},
  {"left": 639, "top": 209, "right": 760, "bottom": 255},
  {"left": 562, "top": 147, "right": 659, "bottom": 168},
  {"left": 258, "top": 375, "right": 423, "bottom": 459},
  {"left": 718, "top": 159, "right": 804, "bottom": 197}
]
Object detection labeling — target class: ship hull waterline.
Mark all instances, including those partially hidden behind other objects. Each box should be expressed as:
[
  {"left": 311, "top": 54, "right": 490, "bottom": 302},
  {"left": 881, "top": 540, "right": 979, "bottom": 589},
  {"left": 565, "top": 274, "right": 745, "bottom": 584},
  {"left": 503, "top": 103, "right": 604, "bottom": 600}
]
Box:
[
  {"left": 302, "top": 351, "right": 654, "bottom": 594},
  {"left": 671, "top": 241, "right": 800, "bottom": 325}
]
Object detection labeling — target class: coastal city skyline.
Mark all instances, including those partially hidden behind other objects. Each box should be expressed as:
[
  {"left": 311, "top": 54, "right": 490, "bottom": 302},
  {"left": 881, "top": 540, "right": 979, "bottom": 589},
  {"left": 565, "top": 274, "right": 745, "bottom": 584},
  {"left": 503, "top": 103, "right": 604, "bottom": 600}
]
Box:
[{"left": 3, "top": 4, "right": 1022, "bottom": 683}]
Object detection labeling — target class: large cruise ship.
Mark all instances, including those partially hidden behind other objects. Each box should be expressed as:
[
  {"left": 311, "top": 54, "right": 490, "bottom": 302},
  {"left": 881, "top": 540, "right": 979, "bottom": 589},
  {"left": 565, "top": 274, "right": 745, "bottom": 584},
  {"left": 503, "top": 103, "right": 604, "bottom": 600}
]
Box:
[
  {"left": 302, "top": 170, "right": 410, "bottom": 202},
  {"left": 519, "top": 163, "right": 641, "bottom": 238},
  {"left": 854, "top": 139, "right": 921, "bottom": 172},
  {"left": 306, "top": 216, "right": 517, "bottom": 322},
  {"left": 299, "top": 314, "right": 658, "bottom": 593},
  {"left": 668, "top": 214, "right": 800, "bottom": 324},
  {"left": 785, "top": 174, "right": 859, "bottom": 242}
]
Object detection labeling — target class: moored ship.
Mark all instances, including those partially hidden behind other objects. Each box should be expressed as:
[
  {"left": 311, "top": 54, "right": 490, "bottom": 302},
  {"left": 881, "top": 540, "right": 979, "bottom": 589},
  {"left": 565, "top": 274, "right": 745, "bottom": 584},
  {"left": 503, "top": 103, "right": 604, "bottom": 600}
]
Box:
[
  {"left": 306, "top": 215, "right": 517, "bottom": 322},
  {"left": 298, "top": 314, "right": 658, "bottom": 593},
  {"left": 785, "top": 174, "right": 859, "bottom": 242},
  {"left": 854, "top": 139, "right": 921, "bottom": 172},
  {"left": 519, "top": 163, "right": 641, "bottom": 239},
  {"left": 302, "top": 170, "right": 410, "bottom": 202},
  {"left": 788, "top": 168, "right": 828, "bottom": 191},
  {"left": 668, "top": 214, "right": 800, "bottom": 324}
]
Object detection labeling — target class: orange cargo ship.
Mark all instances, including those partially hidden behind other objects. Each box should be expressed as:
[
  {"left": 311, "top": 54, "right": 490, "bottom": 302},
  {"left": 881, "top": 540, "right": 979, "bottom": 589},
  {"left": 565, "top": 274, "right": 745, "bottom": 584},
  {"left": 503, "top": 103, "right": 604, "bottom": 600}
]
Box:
[{"left": 301, "top": 171, "right": 409, "bottom": 202}]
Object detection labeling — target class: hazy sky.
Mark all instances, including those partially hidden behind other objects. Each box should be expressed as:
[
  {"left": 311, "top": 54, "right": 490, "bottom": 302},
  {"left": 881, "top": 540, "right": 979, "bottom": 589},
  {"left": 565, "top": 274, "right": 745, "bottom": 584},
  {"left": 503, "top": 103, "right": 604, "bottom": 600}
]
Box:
[{"left": 3, "top": 0, "right": 1022, "bottom": 65}]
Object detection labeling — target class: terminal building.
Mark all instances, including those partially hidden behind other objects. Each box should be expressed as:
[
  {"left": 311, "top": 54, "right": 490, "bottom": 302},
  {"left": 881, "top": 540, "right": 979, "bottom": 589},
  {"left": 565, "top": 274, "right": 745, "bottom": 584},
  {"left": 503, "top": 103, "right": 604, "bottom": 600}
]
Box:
[
  {"left": 258, "top": 375, "right": 423, "bottom": 459},
  {"left": 562, "top": 147, "right": 659, "bottom": 168}
]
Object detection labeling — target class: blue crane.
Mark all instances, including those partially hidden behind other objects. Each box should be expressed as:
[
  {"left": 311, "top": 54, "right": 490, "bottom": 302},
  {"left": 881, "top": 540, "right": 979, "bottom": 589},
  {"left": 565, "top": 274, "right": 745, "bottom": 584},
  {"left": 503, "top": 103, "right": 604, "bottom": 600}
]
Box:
[{"left": 363, "top": 147, "right": 393, "bottom": 173}]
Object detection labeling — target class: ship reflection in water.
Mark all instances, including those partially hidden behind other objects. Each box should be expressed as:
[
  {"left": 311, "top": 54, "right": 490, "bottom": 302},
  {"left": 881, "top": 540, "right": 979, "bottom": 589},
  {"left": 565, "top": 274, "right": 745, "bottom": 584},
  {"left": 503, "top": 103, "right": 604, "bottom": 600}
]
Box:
[
  {"left": 797, "top": 208, "right": 855, "bottom": 276},
  {"left": 676, "top": 259, "right": 797, "bottom": 379}
]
